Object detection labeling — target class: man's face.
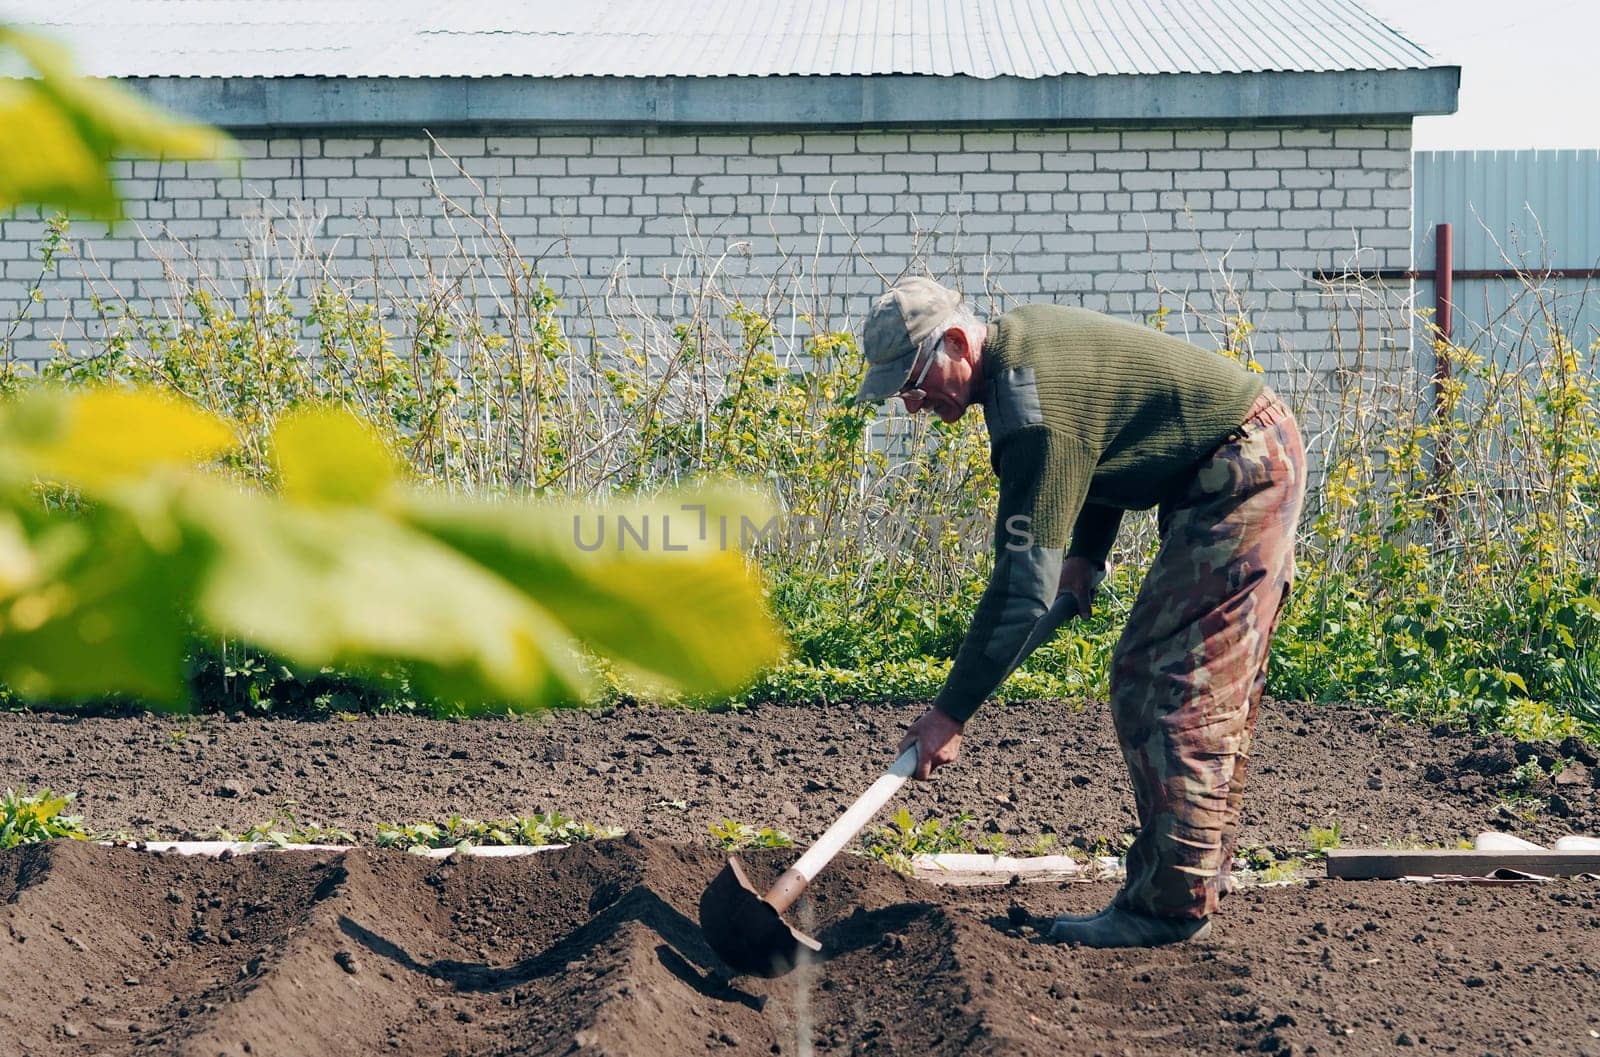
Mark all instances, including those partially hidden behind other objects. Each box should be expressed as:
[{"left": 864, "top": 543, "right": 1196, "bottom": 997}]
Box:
[{"left": 898, "top": 335, "right": 975, "bottom": 423}]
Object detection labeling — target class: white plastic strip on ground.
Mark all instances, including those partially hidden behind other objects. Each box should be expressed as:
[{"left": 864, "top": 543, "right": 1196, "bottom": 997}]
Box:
[
  {"left": 100, "top": 840, "right": 1119, "bottom": 884},
  {"left": 99, "top": 840, "right": 566, "bottom": 858},
  {"left": 106, "top": 837, "right": 1600, "bottom": 879},
  {"left": 910, "top": 853, "right": 1122, "bottom": 886},
  {"left": 1473, "top": 831, "right": 1600, "bottom": 852},
  {"left": 1474, "top": 831, "right": 1546, "bottom": 852}
]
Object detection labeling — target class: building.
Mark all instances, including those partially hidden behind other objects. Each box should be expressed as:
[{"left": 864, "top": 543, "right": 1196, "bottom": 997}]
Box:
[{"left": 0, "top": 0, "right": 1458, "bottom": 376}]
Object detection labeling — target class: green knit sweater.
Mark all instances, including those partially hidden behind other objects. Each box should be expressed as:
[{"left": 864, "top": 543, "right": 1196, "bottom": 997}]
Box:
[{"left": 932, "top": 304, "right": 1264, "bottom": 723}]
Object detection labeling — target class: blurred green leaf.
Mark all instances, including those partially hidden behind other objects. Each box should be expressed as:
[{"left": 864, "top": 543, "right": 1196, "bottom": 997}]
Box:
[
  {"left": 0, "top": 25, "right": 233, "bottom": 219},
  {"left": 272, "top": 404, "right": 399, "bottom": 506},
  {"left": 0, "top": 76, "right": 113, "bottom": 218},
  {"left": 402, "top": 486, "right": 786, "bottom": 695},
  {"left": 0, "top": 385, "right": 235, "bottom": 494},
  {"left": 0, "top": 387, "right": 781, "bottom": 712},
  {"left": 0, "top": 499, "right": 195, "bottom": 703},
  {"left": 179, "top": 481, "right": 587, "bottom": 709}
]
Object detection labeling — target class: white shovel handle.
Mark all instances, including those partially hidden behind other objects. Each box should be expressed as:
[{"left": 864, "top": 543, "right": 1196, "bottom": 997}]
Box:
[
  {"left": 783, "top": 575, "right": 1099, "bottom": 887},
  {"left": 789, "top": 745, "right": 918, "bottom": 883}
]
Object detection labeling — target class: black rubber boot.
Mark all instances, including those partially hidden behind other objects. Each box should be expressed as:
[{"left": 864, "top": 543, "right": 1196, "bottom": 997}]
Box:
[
  {"left": 1047, "top": 907, "right": 1212, "bottom": 948},
  {"left": 1047, "top": 903, "right": 1113, "bottom": 928}
]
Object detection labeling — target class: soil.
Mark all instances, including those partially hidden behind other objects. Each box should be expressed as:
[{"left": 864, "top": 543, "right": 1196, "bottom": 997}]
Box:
[
  {"left": 2, "top": 698, "right": 1599, "bottom": 1056},
  {"left": 2, "top": 836, "right": 1598, "bottom": 1057},
  {"left": 2, "top": 699, "right": 1597, "bottom": 851}
]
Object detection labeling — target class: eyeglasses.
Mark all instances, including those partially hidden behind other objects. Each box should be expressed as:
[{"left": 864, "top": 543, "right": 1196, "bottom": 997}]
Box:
[{"left": 895, "top": 337, "right": 943, "bottom": 403}]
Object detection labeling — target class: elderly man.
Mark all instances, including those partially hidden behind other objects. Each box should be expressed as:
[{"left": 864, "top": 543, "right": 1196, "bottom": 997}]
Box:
[{"left": 855, "top": 277, "right": 1306, "bottom": 948}]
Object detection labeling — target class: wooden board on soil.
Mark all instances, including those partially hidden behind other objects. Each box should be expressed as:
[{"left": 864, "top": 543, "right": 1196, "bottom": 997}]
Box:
[{"left": 1328, "top": 847, "right": 1600, "bottom": 879}]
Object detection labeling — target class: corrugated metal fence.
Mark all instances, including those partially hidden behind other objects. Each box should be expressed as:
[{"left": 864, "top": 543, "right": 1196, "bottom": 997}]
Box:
[{"left": 1414, "top": 149, "right": 1600, "bottom": 353}]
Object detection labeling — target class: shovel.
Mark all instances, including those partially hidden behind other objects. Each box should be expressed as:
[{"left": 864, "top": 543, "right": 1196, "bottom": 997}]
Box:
[{"left": 699, "top": 582, "right": 1095, "bottom": 977}]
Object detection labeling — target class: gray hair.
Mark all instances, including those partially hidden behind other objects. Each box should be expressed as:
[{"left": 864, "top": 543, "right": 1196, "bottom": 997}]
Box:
[{"left": 917, "top": 303, "right": 984, "bottom": 366}]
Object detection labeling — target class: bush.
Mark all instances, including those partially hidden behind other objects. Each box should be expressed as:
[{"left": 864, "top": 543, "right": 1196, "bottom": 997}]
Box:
[{"left": 5, "top": 189, "right": 1597, "bottom": 745}]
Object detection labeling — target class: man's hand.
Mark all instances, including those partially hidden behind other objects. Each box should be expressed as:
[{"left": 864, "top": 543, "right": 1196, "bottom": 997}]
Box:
[
  {"left": 1058, "top": 555, "right": 1105, "bottom": 619},
  {"left": 898, "top": 706, "right": 964, "bottom": 781}
]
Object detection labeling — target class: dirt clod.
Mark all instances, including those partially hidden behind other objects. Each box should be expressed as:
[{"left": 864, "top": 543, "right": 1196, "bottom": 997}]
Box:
[
  {"left": 1560, "top": 736, "right": 1598, "bottom": 768},
  {"left": 1460, "top": 742, "right": 1518, "bottom": 776},
  {"left": 1557, "top": 765, "right": 1591, "bottom": 787}
]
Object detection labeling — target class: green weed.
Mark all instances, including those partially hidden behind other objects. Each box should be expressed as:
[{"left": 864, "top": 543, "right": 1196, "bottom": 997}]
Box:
[
  {"left": 1083, "top": 832, "right": 1137, "bottom": 860},
  {"left": 219, "top": 806, "right": 356, "bottom": 847},
  {"left": 707, "top": 819, "right": 795, "bottom": 851},
  {"left": 1020, "top": 833, "right": 1059, "bottom": 857},
  {"left": 1305, "top": 821, "right": 1344, "bottom": 855},
  {"left": 0, "top": 787, "right": 88, "bottom": 848},
  {"left": 1253, "top": 860, "right": 1304, "bottom": 885},
  {"left": 1511, "top": 760, "right": 1547, "bottom": 790},
  {"left": 1241, "top": 846, "right": 1278, "bottom": 872},
  {"left": 373, "top": 812, "right": 623, "bottom": 853},
  {"left": 975, "top": 832, "right": 1009, "bottom": 856},
  {"left": 859, "top": 808, "right": 976, "bottom": 873}
]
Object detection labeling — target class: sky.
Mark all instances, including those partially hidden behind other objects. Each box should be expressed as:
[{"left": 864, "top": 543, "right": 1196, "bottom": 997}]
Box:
[{"left": 1359, "top": 0, "right": 1600, "bottom": 150}]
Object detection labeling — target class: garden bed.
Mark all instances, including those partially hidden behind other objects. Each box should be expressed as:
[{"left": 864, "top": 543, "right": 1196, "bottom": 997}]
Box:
[
  {"left": 2, "top": 698, "right": 1599, "bottom": 1055},
  {"left": 2, "top": 698, "right": 1596, "bottom": 850},
  {"left": 1, "top": 836, "right": 1597, "bottom": 1056}
]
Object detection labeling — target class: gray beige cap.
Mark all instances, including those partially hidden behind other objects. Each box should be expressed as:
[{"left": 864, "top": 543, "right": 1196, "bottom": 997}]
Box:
[{"left": 852, "top": 277, "right": 964, "bottom": 403}]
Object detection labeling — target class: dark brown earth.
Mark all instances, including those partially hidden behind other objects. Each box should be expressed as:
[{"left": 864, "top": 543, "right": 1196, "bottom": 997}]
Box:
[
  {"left": 2, "top": 699, "right": 1599, "bottom": 1057},
  {"left": 1, "top": 698, "right": 1596, "bottom": 851},
  {"left": 2, "top": 836, "right": 1598, "bottom": 1057}
]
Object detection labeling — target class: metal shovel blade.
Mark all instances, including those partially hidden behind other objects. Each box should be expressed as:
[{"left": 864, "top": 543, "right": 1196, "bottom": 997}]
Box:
[{"left": 698, "top": 855, "right": 821, "bottom": 978}]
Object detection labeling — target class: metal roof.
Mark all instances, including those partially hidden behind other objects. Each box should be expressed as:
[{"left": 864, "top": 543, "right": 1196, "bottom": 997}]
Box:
[{"left": 5, "top": 0, "right": 1439, "bottom": 79}]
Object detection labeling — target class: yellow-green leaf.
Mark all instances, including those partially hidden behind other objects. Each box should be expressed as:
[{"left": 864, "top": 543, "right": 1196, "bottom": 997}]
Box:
[
  {"left": 0, "top": 500, "right": 195, "bottom": 704},
  {"left": 0, "top": 509, "right": 38, "bottom": 597},
  {"left": 180, "top": 481, "right": 587, "bottom": 709},
  {"left": 272, "top": 405, "right": 399, "bottom": 506},
  {"left": 0, "top": 78, "right": 118, "bottom": 217},
  {"left": 28, "top": 795, "right": 68, "bottom": 820},
  {"left": 0, "top": 386, "right": 235, "bottom": 493},
  {"left": 402, "top": 486, "right": 785, "bottom": 694},
  {"left": 0, "top": 26, "right": 233, "bottom": 220}
]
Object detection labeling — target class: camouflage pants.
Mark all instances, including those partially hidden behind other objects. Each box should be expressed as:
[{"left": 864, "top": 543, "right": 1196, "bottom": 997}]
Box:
[{"left": 1110, "top": 388, "right": 1306, "bottom": 920}]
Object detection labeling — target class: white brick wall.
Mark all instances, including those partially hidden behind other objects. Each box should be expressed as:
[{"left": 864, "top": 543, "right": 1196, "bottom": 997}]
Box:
[{"left": 0, "top": 124, "right": 1414, "bottom": 377}]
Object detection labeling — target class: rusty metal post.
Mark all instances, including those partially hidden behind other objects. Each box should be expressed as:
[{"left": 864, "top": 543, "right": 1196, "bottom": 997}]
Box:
[
  {"left": 1434, "top": 222, "right": 1453, "bottom": 346},
  {"left": 1431, "top": 222, "right": 1454, "bottom": 526}
]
